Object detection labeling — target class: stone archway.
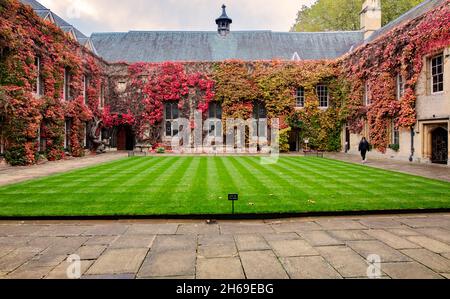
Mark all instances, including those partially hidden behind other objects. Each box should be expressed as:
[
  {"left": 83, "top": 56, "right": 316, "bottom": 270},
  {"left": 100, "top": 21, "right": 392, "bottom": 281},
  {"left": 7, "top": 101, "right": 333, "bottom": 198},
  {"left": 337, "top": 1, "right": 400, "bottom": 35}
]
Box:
[{"left": 431, "top": 127, "right": 448, "bottom": 164}]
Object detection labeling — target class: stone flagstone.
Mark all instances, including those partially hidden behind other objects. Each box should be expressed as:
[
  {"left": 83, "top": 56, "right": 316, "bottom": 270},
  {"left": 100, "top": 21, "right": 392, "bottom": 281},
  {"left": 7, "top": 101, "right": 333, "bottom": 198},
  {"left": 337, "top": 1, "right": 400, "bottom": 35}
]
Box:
[
  {"left": 347, "top": 241, "right": 411, "bottom": 262},
  {"left": 327, "top": 230, "right": 373, "bottom": 241},
  {"left": 234, "top": 235, "right": 270, "bottom": 251},
  {"left": 87, "top": 248, "right": 148, "bottom": 275},
  {"left": 240, "top": 251, "right": 288, "bottom": 279},
  {"left": 406, "top": 236, "right": 450, "bottom": 254},
  {"left": 196, "top": 257, "right": 245, "bottom": 279},
  {"left": 401, "top": 249, "right": 450, "bottom": 273},
  {"left": 281, "top": 256, "right": 342, "bottom": 279},
  {"left": 268, "top": 239, "right": 318, "bottom": 257},
  {"left": 45, "top": 260, "right": 94, "bottom": 279},
  {"left": 364, "top": 230, "right": 421, "bottom": 249},
  {"left": 297, "top": 231, "right": 344, "bottom": 246},
  {"left": 316, "top": 246, "right": 371, "bottom": 278},
  {"left": 381, "top": 262, "right": 443, "bottom": 279},
  {"left": 138, "top": 250, "right": 196, "bottom": 278}
]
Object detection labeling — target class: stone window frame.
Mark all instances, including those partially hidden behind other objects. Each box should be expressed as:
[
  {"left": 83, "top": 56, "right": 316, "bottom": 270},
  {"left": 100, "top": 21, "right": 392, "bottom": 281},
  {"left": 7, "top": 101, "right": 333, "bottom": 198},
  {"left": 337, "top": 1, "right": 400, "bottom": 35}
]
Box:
[
  {"left": 363, "top": 81, "right": 371, "bottom": 106},
  {"left": 396, "top": 73, "right": 405, "bottom": 100},
  {"left": 430, "top": 53, "right": 444, "bottom": 94},
  {"left": 83, "top": 75, "right": 90, "bottom": 105},
  {"left": 207, "top": 102, "right": 222, "bottom": 138},
  {"left": 33, "top": 57, "right": 44, "bottom": 97},
  {"left": 99, "top": 83, "right": 105, "bottom": 108},
  {"left": 391, "top": 120, "right": 400, "bottom": 146},
  {"left": 295, "top": 87, "right": 305, "bottom": 108},
  {"left": 63, "top": 67, "right": 72, "bottom": 101},
  {"left": 164, "top": 101, "right": 179, "bottom": 137},
  {"left": 316, "top": 84, "right": 329, "bottom": 108}
]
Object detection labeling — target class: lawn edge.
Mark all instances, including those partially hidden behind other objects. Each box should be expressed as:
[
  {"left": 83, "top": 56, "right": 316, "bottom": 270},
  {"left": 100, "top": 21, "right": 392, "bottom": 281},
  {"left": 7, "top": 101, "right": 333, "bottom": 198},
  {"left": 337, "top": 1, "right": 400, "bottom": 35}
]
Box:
[{"left": 1, "top": 208, "right": 449, "bottom": 221}]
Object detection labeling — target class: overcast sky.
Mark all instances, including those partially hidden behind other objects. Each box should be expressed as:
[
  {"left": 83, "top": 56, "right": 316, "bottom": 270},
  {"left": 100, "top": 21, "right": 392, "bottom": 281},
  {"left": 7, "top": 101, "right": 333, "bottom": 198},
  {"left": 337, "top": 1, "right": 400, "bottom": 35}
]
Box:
[{"left": 38, "top": 0, "right": 317, "bottom": 36}]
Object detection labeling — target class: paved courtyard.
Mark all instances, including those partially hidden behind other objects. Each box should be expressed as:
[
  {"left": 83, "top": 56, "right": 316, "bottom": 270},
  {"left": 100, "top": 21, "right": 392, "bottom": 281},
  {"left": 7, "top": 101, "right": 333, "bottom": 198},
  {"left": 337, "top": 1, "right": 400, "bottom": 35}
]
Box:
[
  {"left": 325, "top": 153, "right": 450, "bottom": 182},
  {"left": 0, "top": 213, "right": 449, "bottom": 279}
]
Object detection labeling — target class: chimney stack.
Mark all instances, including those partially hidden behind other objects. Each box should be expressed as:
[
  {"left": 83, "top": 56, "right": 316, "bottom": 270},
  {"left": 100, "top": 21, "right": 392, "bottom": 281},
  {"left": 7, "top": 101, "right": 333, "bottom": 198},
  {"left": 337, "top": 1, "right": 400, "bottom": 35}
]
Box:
[{"left": 360, "top": 0, "right": 382, "bottom": 39}]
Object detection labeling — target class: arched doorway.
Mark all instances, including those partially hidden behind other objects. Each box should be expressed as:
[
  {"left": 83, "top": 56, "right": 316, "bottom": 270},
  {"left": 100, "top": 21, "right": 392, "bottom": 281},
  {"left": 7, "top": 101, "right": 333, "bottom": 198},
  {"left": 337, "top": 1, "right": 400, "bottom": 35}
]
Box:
[{"left": 431, "top": 127, "right": 448, "bottom": 164}]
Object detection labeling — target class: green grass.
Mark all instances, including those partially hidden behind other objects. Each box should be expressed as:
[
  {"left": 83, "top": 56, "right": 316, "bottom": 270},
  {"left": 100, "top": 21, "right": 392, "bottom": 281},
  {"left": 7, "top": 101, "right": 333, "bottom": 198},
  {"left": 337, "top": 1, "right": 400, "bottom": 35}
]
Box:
[{"left": 0, "top": 156, "right": 449, "bottom": 217}]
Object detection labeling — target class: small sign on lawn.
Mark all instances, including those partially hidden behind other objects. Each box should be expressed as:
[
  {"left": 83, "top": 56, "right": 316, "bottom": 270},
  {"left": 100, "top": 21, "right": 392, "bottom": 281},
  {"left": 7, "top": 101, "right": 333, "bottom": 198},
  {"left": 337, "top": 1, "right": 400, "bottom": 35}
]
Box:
[
  {"left": 228, "top": 194, "right": 238, "bottom": 201},
  {"left": 228, "top": 194, "right": 238, "bottom": 214}
]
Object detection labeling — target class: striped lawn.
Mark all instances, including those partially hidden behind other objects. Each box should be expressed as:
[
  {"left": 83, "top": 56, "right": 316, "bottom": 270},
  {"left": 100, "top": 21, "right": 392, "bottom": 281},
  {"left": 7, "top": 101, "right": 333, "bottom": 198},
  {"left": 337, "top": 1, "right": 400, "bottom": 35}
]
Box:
[{"left": 0, "top": 156, "right": 449, "bottom": 217}]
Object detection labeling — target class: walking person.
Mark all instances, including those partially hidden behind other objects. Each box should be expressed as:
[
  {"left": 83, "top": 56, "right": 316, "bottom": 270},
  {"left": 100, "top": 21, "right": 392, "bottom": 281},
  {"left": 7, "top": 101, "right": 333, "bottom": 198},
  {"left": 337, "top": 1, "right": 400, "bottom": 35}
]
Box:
[{"left": 358, "top": 137, "right": 370, "bottom": 163}]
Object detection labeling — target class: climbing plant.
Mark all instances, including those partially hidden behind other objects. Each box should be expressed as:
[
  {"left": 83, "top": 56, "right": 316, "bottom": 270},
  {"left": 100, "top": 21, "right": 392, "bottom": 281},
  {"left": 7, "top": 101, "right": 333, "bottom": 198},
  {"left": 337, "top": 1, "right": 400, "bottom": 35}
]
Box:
[
  {"left": 0, "top": 0, "right": 106, "bottom": 165},
  {"left": 340, "top": 1, "right": 450, "bottom": 152}
]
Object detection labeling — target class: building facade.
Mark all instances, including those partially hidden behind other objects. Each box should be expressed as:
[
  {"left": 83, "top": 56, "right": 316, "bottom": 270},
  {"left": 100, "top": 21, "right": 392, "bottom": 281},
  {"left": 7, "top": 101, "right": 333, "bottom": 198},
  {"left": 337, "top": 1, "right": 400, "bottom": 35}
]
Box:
[{"left": 0, "top": 0, "right": 449, "bottom": 165}]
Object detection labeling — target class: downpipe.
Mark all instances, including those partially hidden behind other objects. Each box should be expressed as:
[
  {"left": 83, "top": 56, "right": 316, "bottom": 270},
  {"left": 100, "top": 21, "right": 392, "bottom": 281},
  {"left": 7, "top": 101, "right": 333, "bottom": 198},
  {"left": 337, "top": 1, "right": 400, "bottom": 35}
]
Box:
[{"left": 409, "top": 127, "right": 415, "bottom": 162}]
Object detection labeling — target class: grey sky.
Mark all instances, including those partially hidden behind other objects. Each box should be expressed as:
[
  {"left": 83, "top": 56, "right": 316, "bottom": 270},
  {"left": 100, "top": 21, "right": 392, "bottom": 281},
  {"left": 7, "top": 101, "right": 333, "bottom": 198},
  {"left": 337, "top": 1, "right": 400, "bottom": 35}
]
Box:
[{"left": 39, "top": 0, "right": 316, "bottom": 36}]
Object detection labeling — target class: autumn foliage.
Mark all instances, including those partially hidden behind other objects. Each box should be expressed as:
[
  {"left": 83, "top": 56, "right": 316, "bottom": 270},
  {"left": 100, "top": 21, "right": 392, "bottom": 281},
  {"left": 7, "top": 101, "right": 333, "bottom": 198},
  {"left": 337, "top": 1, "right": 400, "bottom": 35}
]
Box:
[
  {"left": 0, "top": 0, "right": 106, "bottom": 165},
  {"left": 0, "top": 0, "right": 449, "bottom": 164}
]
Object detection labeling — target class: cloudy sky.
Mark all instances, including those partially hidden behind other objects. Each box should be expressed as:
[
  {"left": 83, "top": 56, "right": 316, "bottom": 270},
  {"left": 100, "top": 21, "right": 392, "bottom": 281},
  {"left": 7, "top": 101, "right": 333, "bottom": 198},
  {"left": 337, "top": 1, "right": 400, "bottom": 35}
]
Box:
[{"left": 39, "top": 0, "right": 316, "bottom": 36}]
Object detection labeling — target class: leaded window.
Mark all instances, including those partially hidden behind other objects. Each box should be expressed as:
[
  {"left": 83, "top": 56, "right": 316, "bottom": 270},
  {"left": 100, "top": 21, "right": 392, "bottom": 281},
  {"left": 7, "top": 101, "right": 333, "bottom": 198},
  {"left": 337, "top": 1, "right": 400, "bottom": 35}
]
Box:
[
  {"left": 295, "top": 87, "right": 305, "bottom": 108},
  {"left": 431, "top": 54, "right": 444, "bottom": 94},
  {"left": 165, "top": 102, "right": 179, "bottom": 137},
  {"left": 316, "top": 85, "right": 329, "bottom": 108}
]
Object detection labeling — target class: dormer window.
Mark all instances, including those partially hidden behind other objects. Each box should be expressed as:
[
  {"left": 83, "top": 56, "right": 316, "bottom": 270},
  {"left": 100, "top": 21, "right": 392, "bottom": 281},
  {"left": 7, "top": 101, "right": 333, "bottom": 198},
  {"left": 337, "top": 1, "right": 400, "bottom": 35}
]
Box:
[
  {"left": 295, "top": 87, "right": 305, "bottom": 108},
  {"left": 316, "top": 84, "right": 329, "bottom": 108}
]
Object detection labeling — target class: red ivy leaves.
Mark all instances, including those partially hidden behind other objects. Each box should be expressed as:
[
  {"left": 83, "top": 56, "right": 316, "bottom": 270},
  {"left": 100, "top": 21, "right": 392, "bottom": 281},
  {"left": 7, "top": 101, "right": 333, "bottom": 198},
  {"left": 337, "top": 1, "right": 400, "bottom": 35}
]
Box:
[{"left": 341, "top": 1, "right": 450, "bottom": 151}]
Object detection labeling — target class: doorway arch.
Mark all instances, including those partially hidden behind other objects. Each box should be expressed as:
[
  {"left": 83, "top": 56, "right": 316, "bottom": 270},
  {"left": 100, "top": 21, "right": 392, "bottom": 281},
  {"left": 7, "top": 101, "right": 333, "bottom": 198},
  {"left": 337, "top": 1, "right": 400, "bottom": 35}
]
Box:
[{"left": 431, "top": 127, "right": 448, "bottom": 164}]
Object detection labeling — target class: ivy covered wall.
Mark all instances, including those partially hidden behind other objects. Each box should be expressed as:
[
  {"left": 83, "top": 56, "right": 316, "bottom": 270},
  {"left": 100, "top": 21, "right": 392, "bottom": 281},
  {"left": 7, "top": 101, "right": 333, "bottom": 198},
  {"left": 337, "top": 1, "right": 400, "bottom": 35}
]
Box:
[
  {"left": 106, "top": 60, "right": 348, "bottom": 152},
  {"left": 0, "top": 0, "right": 107, "bottom": 165},
  {"left": 1, "top": 0, "right": 449, "bottom": 165},
  {"left": 339, "top": 1, "right": 450, "bottom": 152}
]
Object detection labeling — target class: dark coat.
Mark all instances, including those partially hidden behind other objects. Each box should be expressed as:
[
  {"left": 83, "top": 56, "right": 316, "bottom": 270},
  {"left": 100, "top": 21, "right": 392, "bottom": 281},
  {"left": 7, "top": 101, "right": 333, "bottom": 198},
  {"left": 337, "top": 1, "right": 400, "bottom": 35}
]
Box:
[{"left": 359, "top": 140, "right": 370, "bottom": 152}]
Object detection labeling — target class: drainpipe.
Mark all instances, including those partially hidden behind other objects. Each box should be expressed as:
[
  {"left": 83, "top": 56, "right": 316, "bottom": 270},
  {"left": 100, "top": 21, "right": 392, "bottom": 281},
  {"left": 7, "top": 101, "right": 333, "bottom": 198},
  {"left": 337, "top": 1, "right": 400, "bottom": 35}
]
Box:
[{"left": 409, "top": 127, "right": 415, "bottom": 162}]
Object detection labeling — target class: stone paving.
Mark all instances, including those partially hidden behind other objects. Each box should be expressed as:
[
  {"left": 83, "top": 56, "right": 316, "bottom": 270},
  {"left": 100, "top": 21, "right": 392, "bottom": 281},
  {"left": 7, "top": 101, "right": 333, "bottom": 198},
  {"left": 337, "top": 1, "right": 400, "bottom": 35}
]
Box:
[
  {"left": 0, "top": 213, "right": 449, "bottom": 279},
  {"left": 325, "top": 153, "right": 450, "bottom": 182}
]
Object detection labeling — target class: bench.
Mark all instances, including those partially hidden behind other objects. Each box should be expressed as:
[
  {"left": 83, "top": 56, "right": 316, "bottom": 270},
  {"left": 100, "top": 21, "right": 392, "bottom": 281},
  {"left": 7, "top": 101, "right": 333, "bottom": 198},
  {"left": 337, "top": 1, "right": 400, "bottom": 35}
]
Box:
[{"left": 303, "top": 150, "right": 324, "bottom": 158}]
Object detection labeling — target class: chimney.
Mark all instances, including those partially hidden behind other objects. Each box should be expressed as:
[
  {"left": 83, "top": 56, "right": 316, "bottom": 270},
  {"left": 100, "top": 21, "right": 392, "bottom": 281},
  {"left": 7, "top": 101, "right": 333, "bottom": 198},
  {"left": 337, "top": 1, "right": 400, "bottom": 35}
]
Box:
[{"left": 360, "top": 0, "right": 382, "bottom": 39}]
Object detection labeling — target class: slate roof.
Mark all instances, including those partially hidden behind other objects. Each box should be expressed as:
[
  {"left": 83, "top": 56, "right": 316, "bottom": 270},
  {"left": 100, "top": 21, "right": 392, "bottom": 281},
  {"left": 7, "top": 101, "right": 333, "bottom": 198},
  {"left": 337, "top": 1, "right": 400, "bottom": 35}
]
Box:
[
  {"left": 20, "top": 0, "right": 47, "bottom": 10},
  {"left": 19, "top": 0, "right": 95, "bottom": 52},
  {"left": 364, "top": 0, "right": 447, "bottom": 43},
  {"left": 90, "top": 30, "right": 364, "bottom": 63},
  {"left": 19, "top": 0, "right": 447, "bottom": 64}
]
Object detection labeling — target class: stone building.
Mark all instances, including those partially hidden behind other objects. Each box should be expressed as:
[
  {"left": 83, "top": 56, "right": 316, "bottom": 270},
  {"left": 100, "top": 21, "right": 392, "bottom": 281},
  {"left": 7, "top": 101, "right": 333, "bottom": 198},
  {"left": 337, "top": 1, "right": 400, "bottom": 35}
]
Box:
[
  {"left": 2, "top": 0, "right": 449, "bottom": 165},
  {"left": 346, "top": 0, "right": 449, "bottom": 165}
]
